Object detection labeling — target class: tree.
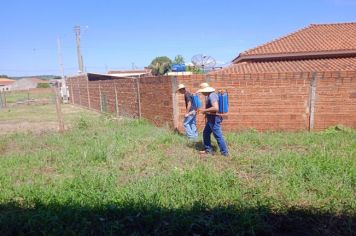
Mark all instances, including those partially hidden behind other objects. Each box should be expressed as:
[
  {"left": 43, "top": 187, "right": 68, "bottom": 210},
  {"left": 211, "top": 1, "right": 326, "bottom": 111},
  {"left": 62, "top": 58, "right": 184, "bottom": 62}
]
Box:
[
  {"left": 186, "top": 65, "right": 203, "bottom": 74},
  {"left": 148, "top": 56, "right": 172, "bottom": 76},
  {"left": 173, "top": 55, "right": 185, "bottom": 64}
]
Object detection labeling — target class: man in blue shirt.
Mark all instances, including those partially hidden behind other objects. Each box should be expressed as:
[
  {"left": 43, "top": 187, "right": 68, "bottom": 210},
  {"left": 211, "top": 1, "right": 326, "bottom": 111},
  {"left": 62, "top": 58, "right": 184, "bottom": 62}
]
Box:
[
  {"left": 197, "top": 83, "right": 229, "bottom": 156},
  {"left": 177, "top": 84, "right": 198, "bottom": 141}
]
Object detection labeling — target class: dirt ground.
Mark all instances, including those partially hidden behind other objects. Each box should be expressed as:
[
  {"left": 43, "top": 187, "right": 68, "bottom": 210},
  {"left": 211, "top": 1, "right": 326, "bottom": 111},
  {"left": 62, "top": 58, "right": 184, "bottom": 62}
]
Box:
[
  {"left": 0, "top": 103, "right": 98, "bottom": 134},
  {"left": 0, "top": 120, "right": 59, "bottom": 134}
]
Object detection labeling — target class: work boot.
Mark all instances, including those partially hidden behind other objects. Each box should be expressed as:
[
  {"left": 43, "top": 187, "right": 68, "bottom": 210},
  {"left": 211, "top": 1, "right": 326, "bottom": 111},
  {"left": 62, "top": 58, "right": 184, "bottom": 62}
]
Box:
[
  {"left": 199, "top": 150, "right": 213, "bottom": 155},
  {"left": 221, "top": 153, "right": 230, "bottom": 157}
]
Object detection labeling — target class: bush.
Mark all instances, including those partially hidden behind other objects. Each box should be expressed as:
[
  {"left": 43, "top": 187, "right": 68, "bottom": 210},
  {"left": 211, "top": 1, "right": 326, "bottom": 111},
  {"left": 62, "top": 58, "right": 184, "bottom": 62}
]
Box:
[{"left": 37, "top": 83, "right": 50, "bottom": 88}]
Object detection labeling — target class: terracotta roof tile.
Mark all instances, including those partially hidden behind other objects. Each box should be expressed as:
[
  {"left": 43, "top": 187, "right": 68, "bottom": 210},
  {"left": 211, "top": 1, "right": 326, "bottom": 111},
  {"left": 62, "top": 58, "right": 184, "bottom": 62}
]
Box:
[
  {"left": 0, "top": 78, "right": 16, "bottom": 86},
  {"left": 241, "top": 22, "right": 356, "bottom": 57},
  {"left": 211, "top": 57, "right": 356, "bottom": 74}
]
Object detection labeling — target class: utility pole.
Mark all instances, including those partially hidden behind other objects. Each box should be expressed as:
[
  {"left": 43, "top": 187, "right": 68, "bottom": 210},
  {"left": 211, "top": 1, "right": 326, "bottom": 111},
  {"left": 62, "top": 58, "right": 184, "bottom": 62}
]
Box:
[
  {"left": 74, "top": 25, "right": 84, "bottom": 73},
  {"left": 57, "top": 36, "right": 69, "bottom": 103},
  {"left": 57, "top": 37, "right": 65, "bottom": 79}
]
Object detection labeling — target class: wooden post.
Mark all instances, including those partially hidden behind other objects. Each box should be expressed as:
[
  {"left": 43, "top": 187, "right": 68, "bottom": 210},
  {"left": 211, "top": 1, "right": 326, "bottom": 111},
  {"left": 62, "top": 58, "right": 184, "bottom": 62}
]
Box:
[
  {"left": 54, "top": 88, "right": 65, "bottom": 133},
  {"left": 78, "top": 79, "right": 82, "bottom": 106},
  {"left": 136, "top": 78, "right": 142, "bottom": 118},
  {"left": 68, "top": 78, "right": 74, "bottom": 104},
  {"left": 0, "top": 91, "right": 3, "bottom": 109},
  {"left": 114, "top": 82, "right": 119, "bottom": 117},
  {"left": 27, "top": 89, "right": 30, "bottom": 105},
  {"left": 99, "top": 81, "right": 102, "bottom": 112},
  {"left": 171, "top": 76, "right": 179, "bottom": 130},
  {"left": 308, "top": 72, "right": 318, "bottom": 131},
  {"left": 2, "top": 91, "right": 7, "bottom": 108},
  {"left": 86, "top": 79, "right": 91, "bottom": 109},
  {"left": 4, "top": 91, "right": 7, "bottom": 108}
]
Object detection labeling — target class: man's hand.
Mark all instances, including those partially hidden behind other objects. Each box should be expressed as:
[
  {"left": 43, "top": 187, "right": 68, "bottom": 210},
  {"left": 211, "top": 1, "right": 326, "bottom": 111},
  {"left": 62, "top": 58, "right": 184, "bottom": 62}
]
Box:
[
  {"left": 199, "top": 109, "right": 206, "bottom": 114},
  {"left": 184, "top": 113, "right": 190, "bottom": 118}
]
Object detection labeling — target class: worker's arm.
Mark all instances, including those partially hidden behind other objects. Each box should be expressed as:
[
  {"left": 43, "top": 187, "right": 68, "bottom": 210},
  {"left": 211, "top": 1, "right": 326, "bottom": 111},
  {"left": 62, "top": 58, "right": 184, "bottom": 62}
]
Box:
[
  {"left": 200, "top": 101, "right": 218, "bottom": 114},
  {"left": 185, "top": 101, "right": 195, "bottom": 117},
  {"left": 186, "top": 101, "right": 192, "bottom": 113}
]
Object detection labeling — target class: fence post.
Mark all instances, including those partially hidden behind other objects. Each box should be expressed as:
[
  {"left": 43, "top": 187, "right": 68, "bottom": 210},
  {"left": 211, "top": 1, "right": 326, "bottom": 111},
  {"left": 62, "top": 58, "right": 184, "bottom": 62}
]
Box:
[
  {"left": 136, "top": 78, "right": 142, "bottom": 118},
  {"left": 69, "top": 79, "right": 74, "bottom": 104},
  {"left": 99, "top": 81, "right": 102, "bottom": 112},
  {"left": 78, "top": 79, "right": 82, "bottom": 106},
  {"left": 0, "top": 91, "right": 3, "bottom": 109},
  {"left": 3, "top": 91, "right": 7, "bottom": 108},
  {"left": 114, "top": 81, "right": 119, "bottom": 117},
  {"left": 86, "top": 79, "right": 91, "bottom": 109},
  {"left": 308, "top": 72, "right": 318, "bottom": 131},
  {"left": 53, "top": 88, "right": 65, "bottom": 133},
  {"left": 171, "top": 76, "right": 179, "bottom": 130},
  {"left": 27, "top": 89, "right": 30, "bottom": 105}
]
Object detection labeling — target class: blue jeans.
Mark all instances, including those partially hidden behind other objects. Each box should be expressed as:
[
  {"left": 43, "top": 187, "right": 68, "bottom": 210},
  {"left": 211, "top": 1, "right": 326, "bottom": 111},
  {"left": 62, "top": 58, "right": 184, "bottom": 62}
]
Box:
[
  {"left": 183, "top": 114, "right": 198, "bottom": 141},
  {"left": 203, "top": 116, "right": 228, "bottom": 156}
]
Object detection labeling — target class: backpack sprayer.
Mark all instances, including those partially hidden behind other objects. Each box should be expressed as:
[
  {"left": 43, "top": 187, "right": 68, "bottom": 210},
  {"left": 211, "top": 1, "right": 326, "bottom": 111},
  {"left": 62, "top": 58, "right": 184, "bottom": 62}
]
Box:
[
  {"left": 218, "top": 90, "right": 229, "bottom": 114},
  {"left": 192, "top": 90, "right": 229, "bottom": 114},
  {"left": 191, "top": 90, "right": 229, "bottom": 127}
]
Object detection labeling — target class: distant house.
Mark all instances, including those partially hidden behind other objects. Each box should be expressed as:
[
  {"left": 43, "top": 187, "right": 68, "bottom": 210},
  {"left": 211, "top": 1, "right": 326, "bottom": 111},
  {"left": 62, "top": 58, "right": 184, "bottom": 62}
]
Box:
[
  {"left": 212, "top": 22, "right": 356, "bottom": 74},
  {"left": 107, "top": 69, "right": 152, "bottom": 78},
  {"left": 10, "top": 78, "right": 50, "bottom": 91},
  {"left": 0, "top": 78, "right": 16, "bottom": 91}
]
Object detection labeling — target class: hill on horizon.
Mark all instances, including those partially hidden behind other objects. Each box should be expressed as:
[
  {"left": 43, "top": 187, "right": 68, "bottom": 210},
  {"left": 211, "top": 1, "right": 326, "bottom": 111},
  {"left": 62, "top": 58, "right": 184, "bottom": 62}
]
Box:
[{"left": 9, "top": 75, "right": 61, "bottom": 81}]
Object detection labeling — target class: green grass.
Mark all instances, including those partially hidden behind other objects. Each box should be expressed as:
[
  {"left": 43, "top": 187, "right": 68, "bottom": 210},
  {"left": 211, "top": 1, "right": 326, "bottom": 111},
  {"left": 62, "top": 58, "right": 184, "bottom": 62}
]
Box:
[
  {"left": 3, "top": 90, "right": 53, "bottom": 104},
  {"left": 0, "top": 103, "right": 97, "bottom": 123},
  {"left": 0, "top": 106, "right": 355, "bottom": 235}
]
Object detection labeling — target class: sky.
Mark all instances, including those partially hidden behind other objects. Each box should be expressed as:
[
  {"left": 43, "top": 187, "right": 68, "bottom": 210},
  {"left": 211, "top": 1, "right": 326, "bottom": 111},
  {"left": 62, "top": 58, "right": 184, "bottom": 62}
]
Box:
[{"left": 1, "top": 0, "right": 356, "bottom": 76}]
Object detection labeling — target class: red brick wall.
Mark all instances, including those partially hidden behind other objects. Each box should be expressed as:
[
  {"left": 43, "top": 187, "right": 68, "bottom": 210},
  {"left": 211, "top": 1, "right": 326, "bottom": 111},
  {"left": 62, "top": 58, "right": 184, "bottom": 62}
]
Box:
[
  {"left": 139, "top": 76, "right": 174, "bottom": 127},
  {"left": 176, "top": 73, "right": 311, "bottom": 132},
  {"left": 68, "top": 74, "right": 87, "bottom": 106},
  {"left": 67, "top": 75, "right": 174, "bottom": 126},
  {"left": 314, "top": 71, "right": 356, "bottom": 130},
  {"left": 67, "top": 75, "right": 139, "bottom": 117},
  {"left": 67, "top": 71, "right": 356, "bottom": 132},
  {"left": 87, "top": 80, "right": 100, "bottom": 111},
  {"left": 112, "top": 79, "right": 139, "bottom": 117}
]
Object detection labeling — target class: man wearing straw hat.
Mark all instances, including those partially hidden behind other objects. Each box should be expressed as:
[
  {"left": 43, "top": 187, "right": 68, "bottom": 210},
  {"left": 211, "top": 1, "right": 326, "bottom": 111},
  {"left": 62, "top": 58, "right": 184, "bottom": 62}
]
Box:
[
  {"left": 197, "top": 82, "right": 229, "bottom": 156},
  {"left": 176, "top": 84, "right": 198, "bottom": 141}
]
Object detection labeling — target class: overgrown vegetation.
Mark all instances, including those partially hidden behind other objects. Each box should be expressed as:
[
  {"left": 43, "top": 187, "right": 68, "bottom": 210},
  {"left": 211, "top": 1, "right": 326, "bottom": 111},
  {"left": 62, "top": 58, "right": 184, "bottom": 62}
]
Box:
[
  {"left": 0, "top": 107, "right": 355, "bottom": 235},
  {"left": 37, "top": 83, "right": 50, "bottom": 88},
  {"left": 148, "top": 56, "right": 172, "bottom": 75},
  {"left": 2, "top": 90, "right": 53, "bottom": 104}
]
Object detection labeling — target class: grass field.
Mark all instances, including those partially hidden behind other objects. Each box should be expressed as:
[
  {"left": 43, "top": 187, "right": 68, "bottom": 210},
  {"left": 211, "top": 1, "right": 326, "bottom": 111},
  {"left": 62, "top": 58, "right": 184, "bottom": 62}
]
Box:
[
  {"left": 2, "top": 89, "right": 53, "bottom": 105},
  {"left": 0, "top": 104, "right": 355, "bottom": 235}
]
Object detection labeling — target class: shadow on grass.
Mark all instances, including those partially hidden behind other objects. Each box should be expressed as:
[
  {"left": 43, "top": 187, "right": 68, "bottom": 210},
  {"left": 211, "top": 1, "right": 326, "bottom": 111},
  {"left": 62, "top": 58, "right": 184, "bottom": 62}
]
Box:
[
  {"left": 187, "top": 141, "right": 218, "bottom": 153},
  {"left": 0, "top": 201, "right": 354, "bottom": 235}
]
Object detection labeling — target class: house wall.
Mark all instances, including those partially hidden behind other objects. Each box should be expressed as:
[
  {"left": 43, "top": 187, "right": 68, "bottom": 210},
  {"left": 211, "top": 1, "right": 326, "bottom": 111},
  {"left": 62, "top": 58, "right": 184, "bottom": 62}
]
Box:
[
  {"left": 0, "top": 85, "right": 11, "bottom": 91},
  {"left": 67, "top": 71, "right": 356, "bottom": 132}
]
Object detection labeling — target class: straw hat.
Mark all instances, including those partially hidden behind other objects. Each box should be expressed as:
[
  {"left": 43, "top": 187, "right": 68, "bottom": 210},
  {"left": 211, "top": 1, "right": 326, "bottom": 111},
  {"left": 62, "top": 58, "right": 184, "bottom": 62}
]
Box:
[
  {"left": 176, "top": 84, "right": 185, "bottom": 92},
  {"left": 197, "top": 82, "right": 215, "bottom": 93}
]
